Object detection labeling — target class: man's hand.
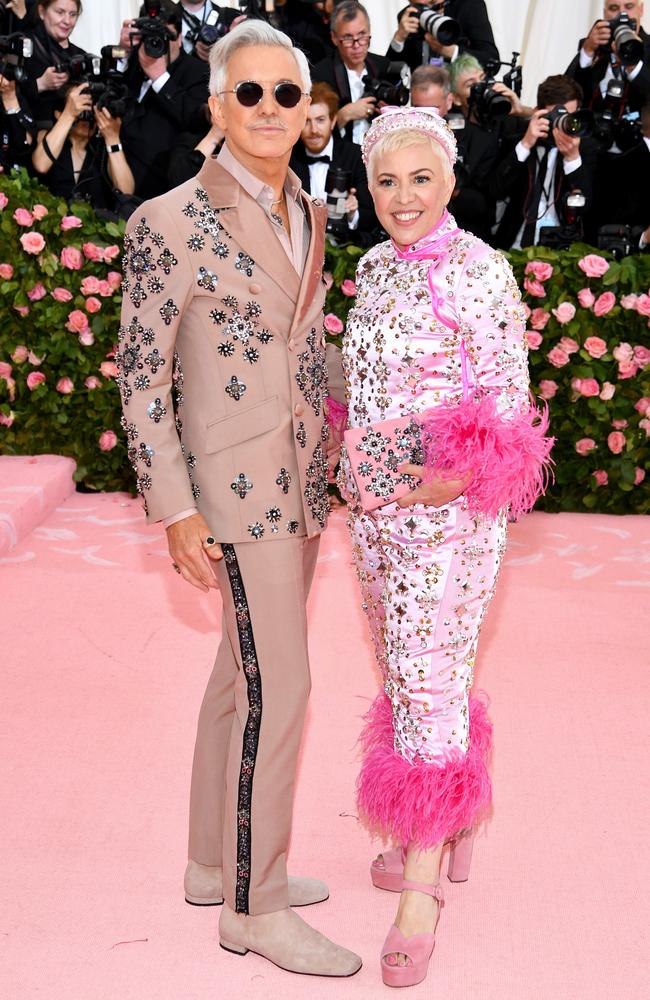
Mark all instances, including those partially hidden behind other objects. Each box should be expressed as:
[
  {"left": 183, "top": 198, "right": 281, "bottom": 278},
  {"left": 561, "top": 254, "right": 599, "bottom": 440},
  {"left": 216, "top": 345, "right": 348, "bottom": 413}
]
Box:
[
  {"left": 166, "top": 513, "right": 222, "bottom": 592},
  {"left": 338, "top": 96, "right": 376, "bottom": 127},
  {"left": 425, "top": 34, "right": 457, "bottom": 60},
  {"left": 139, "top": 48, "right": 169, "bottom": 82},
  {"left": 521, "top": 109, "right": 550, "bottom": 150},
  {"left": 396, "top": 465, "right": 471, "bottom": 508},
  {"left": 195, "top": 39, "right": 212, "bottom": 62},
  {"left": 583, "top": 19, "right": 611, "bottom": 58},
  {"left": 554, "top": 128, "right": 580, "bottom": 162},
  {"left": 120, "top": 19, "right": 136, "bottom": 51},
  {"left": 394, "top": 5, "right": 421, "bottom": 44},
  {"left": 345, "top": 187, "right": 359, "bottom": 218}
]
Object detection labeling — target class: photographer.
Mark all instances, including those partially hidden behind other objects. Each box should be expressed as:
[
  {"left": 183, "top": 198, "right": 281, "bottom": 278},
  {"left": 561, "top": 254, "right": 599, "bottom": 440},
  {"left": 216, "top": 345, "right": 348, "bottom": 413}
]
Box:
[
  {"left": 592, "top": 97, "right": 650, "bottom": 251},
  {"left": 289, "top": 81, "right": 377, "bottom": 240},
  {"left": 492, "top": 75, "right": 598, "bottom": 250},
  {"left": 312, "top": 1, "right": 392, "bottom": 145},
  {"left": 566, "top": 1, "right": 650, "bottom": 114},
  {"left": 1, "top": 69, "right": 34, "bottom": 170},
  {"left": 387, "top": 0, "right": 499, "bottom": 72},
  {"left": 31, "top": 81, "right": 134, "bottom": 209},
  {"left": 450, "top": 53, "right": 531, "bottom": 122},
  {"left": 21, "top": 0, "right": 85, "bottom": 127},
  {"left": 119, "top": 0, "right": 210, "bottom": 199}
]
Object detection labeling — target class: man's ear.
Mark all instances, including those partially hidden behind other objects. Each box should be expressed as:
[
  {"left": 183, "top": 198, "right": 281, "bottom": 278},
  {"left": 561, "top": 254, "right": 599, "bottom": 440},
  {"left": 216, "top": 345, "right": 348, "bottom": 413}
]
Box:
[{"left": 208, "top": 93, "right": 226, "bottom": 131}]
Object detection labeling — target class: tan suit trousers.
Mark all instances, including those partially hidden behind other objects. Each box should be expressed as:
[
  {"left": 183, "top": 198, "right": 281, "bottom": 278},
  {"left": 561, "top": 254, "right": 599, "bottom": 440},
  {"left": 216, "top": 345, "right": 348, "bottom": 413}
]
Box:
[{"left": 188, "top": 535, "right": 319, "bottom": 915}]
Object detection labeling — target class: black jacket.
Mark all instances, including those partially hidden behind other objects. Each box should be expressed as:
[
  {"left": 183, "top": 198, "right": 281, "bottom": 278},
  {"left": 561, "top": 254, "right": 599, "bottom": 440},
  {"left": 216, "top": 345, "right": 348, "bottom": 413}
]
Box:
[
  {"left": 450, "top": 120, "right": 501, "bottom": 242},
  {"left": 279, "top": 0, "right": 334, "bottom": 67},
  {"left": 21, "top": 20, "right": 86, "bottom": 128},
  {"left": 492, "top": 135, "right": 599, "bottom": 250},
  {"left": 386, "top": 0, "right": 499, "bottom": 71},
  {"left": 289, "top": 134, "right": 377, "bottom": 236},
  {"left": 120, "top": 48, "right": 210, "bottom": 200},
  {"left": 592, "top": 140, "right": 650, "bottom": 232},
  {"left": 566, "top": 28, "right": 650, "bottom": 113},
  {"left": 312, "top": 50, "right": 392, "bottom": 143}
]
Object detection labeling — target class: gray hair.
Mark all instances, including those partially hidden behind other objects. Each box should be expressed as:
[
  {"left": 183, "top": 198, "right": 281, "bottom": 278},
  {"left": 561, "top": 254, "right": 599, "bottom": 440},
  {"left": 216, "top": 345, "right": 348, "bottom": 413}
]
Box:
[
  {"left": 209, "top": 19, "right": 311, "bottom": 97},
  {"left": 411, "top": 65, "right": 451, "bottom": 97},
  {"left": 331, "top": 1, "right": 370, "bottom": 35}
]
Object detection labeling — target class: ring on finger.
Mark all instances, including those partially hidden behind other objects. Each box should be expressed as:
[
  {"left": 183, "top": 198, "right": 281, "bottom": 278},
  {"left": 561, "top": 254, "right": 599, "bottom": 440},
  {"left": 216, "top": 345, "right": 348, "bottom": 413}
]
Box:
[{"left": 205, "top": 535, "right": 216, "bottom": 546}]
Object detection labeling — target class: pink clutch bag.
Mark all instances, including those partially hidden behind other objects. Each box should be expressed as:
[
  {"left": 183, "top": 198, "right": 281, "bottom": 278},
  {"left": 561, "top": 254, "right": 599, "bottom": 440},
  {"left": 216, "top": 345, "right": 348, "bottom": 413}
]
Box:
[{"left": 343, "top": 415, "right": 424, "bottom": 511}]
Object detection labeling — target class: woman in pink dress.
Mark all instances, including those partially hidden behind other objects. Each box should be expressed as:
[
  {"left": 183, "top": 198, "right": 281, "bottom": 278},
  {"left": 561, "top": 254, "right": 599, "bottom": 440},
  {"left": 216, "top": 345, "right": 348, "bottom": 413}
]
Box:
[{"left": 338, "top": 106, "right": 550, "bottom": 988}]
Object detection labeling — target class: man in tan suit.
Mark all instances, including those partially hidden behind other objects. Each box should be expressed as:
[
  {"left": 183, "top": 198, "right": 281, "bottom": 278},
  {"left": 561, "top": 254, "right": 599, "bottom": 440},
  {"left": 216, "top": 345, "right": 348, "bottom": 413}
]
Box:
[{"left": 117, "top": 18, "right": 360, "bottom": 979}]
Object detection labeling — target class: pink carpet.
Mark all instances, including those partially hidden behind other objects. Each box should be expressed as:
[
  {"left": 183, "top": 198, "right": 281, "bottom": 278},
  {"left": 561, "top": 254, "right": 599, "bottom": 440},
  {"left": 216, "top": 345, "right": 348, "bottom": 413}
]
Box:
[{"left": 1, "top": 490, "right": 648, "bottom": 1000}]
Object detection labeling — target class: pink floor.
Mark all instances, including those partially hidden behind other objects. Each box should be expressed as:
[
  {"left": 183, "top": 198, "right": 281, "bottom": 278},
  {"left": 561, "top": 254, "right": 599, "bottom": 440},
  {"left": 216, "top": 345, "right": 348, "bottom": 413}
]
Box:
[{"left": 1, "top": 487, "right": 648, "bottom": 1000}]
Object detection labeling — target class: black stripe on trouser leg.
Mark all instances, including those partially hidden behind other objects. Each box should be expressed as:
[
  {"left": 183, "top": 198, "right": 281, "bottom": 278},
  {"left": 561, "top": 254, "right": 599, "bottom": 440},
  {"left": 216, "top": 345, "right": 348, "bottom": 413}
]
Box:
[{"left": 221, "top": 543, "right": 262, "bottom": 915}]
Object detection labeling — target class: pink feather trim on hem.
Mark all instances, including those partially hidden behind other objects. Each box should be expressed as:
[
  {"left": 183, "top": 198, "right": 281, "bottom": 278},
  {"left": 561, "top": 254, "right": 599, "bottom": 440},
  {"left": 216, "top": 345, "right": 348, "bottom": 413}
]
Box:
[
  {"left": 421, "top": 395, "right": 555, "bottom": 521},
  {"left": 357, "top": 692, "right": 493, "bottom": 850}
]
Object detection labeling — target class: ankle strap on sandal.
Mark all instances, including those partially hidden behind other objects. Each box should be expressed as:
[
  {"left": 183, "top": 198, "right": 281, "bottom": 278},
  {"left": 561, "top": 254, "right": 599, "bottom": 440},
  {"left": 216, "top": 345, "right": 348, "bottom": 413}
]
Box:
[{"left": 401, "top": 880, "right": 445, "bottom": 901}]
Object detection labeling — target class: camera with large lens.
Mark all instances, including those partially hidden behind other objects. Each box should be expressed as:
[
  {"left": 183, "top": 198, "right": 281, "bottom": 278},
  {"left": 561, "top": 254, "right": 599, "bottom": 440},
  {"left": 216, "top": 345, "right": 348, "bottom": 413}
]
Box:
[
  {"left": 363, "top": 62, "right": 410, "bottom": 114},
  {"left": 409, "top": 2, "right": 461, "bottom": 46},
  {"left": 543, "top": 105, "right": 594, "bottom": 145},
  {"left": 130, "top": 0, "right": 176, "bottom": 59},
  {"left": 184, "top": 7, "right": 229, "bottom": 50},
  {"left": 468, "top": 59, "right": 511, "bottom": 126},
  {"left": 608, "top": 12, "right": 644, "bottom": 65},
  {"left": 593, "top": 79, "right": 643, "bottom": 152},
  {"left": 0, "top": 33, "right": 33, "bottom": 83},
  {"left": 325, "top": 165, "right": 351, "bottom": 236},
  {"left": 57, "top": 48, "right": 132, "bottom": 122}
]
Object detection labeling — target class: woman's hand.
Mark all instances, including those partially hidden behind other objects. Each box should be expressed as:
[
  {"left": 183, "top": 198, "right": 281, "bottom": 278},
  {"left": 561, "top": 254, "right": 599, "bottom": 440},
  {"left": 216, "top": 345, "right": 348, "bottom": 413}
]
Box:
[
  {"left": 37, "top": 66, "right": 69, "bottom": 93},
  {"left": 396, "top": 464, "right": 471, "bottom": 509},
  {"left": 166, "top": 513, "right": 222, "bottom": 593},
  {"left": 94, "top": 106, "right": 121, "bottom": 145},
  {"left": 6, "top": 0, "right": 28, "bottom": 18},
  {"left": 64, "top": 82, "right": 93, "bottom": 120}
]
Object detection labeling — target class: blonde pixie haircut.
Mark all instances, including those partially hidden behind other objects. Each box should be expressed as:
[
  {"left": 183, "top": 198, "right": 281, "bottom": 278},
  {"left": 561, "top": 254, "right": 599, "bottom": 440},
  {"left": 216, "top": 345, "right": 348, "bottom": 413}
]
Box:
[{"left": 367, "top": 128, "right": 454, "bottom": 188}]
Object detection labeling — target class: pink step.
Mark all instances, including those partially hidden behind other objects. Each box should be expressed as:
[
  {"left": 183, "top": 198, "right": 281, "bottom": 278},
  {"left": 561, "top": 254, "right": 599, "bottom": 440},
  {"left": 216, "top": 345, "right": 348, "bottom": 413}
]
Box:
[{"left": 0, "top": 455, "right": 77, "bottom": 555}]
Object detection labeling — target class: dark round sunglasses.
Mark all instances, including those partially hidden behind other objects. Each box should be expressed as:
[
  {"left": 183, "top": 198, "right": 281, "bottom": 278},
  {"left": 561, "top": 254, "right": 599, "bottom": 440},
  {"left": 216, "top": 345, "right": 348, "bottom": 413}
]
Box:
[{"left": 219, "top": 80, "right": 306, "bottom": 109}]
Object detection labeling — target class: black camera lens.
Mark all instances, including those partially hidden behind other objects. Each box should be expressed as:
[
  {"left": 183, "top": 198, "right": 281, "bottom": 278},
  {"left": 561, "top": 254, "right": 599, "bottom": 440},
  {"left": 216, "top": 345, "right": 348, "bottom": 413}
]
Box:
[{"left": 143, "top": 33, "right": 167, "bottom": 58}]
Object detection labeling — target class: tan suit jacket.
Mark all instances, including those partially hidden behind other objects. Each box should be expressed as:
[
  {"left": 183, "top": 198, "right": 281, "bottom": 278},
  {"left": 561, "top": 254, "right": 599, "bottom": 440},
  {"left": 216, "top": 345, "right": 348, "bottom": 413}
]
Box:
[{"left": 117, "top": 158, "right": 330, "bottom": 543}]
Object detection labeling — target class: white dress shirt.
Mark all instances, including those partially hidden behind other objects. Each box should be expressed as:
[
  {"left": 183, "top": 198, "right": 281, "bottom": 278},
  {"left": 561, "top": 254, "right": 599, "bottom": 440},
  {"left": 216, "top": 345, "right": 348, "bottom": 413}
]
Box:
[
  {"left": 344, "top": 64, "right": 370, "bottom": 146},
  {"left": 579, "top": 45, "right": 643, "bottom": 96}
]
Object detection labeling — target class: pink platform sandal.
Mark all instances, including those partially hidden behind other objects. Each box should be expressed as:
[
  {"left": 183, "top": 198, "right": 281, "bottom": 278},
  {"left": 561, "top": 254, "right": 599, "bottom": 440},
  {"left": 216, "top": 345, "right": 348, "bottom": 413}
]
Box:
[
  {"left": 380, "top": 880, "right": 445, "bottom": 988},
  {"left": 370, "top": 830, "right": 475, "bottom": 891}
]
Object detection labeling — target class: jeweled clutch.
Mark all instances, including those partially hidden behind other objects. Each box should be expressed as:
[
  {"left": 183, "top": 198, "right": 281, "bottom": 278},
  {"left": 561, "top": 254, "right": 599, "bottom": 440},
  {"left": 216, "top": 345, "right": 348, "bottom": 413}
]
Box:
[{"left": 343, "top": 414, "right": 424, "bottom": 511}]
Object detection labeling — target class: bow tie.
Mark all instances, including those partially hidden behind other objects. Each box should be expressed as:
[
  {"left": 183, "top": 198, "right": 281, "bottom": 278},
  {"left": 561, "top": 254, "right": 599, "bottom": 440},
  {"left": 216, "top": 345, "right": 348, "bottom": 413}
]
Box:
[{"left": 307, "top": 155, "right": 331, "bottom": 164}]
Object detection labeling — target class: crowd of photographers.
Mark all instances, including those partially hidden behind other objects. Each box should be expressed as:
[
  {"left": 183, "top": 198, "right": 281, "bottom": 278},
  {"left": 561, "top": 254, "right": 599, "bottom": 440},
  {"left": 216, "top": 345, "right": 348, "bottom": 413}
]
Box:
[{"left": 0, "top": 0, "right": 648, "bottom": 255}]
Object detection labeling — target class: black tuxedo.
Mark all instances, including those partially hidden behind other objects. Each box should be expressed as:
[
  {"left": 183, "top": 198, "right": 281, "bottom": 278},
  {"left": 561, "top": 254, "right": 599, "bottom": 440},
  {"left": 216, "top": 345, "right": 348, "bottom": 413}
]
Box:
[
  {"left": 566, "top": 28, "right": 650, "bottom": 113},
  {"left": 120, "top": 49, "right": 209, "bottom": 200},
  {"left": 492, "top": 135, "right": 599, "bottom": 250},
  {"left": 386, "top": 0, "right": 499, "bottom": 71},
  {"left": 289, "top": 135, "right": 377, "bottom": 236},
  {"left": 312, "top": 50, "right": 392, "bottom": 143}
]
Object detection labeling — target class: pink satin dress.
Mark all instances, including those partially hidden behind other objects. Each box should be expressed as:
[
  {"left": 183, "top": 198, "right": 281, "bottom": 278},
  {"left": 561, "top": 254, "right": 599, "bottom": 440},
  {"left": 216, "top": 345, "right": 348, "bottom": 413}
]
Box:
[{"left": 339, "top": 212, "right": 529, "bottom": 848}]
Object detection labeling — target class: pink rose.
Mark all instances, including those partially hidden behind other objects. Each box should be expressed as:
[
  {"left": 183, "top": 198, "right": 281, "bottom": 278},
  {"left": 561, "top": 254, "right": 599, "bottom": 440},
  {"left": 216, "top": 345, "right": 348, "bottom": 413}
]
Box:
[
  {"left": 635, "top": 294, "right": 650, "bottom": 317},
  {"left": 11, "top": 346, "right": 28, "bottom": 363},
  {"left": 607, "top": 431, "right": 626, "bottom": 454},
  {"left": 26, "top": 371, "right": 46, "bottom": 390},
  {"left": 102, "top": 245, "right": 120, "bottom": 262},
  {"left": 525, "top": 261, "right": 554, "bottom": 281},
  {"left": 593, "top": 292, "right": 616, "bottom": 317},
  {"left": 323, "top": 313, "right": 344, "bottom": 335},
  {"left": 613, "top": 343, "right": 634, "bottom": 363},
  {"left": 28, "top": 351, "right": 42, "bottom": 365},
  {"left": 0, "top": 411, "right": 15, "bottom": 427},
  {"left": 80, "top": 275, "right": 101, "bottom": 295},
  {"left": 618, "top": 359, "right": 638, "bottom": 380},
  {"left": 552, "top": 302, "right": 576, "bottom": 325},
  {"left": 526, "top": 330, "right": 543, "bottom": 350},
  {"left": 85, "top": 296, "right": 102, "bottom": 314},
  {"left": 538, "top": 379, "right": 558, "bottom": 400},
  {"left": 85, "top": 376, "right": 101, "bottom": 390},
  {"left": 634, "top": 397, "right": 650, "bottom": 415},
  {"left": 79, "top": 329, "right": 95, "bottom": 347},
  {"left": 640, "top": 419, "right": 650, "bottom": 437},
  {"left": 0, "top": 361, "right": 12, "bottom": 379},
  {"left": 100, "top": 361, "right": 118, "bottom": 378},
  {"left": 107, "top": 271, "right": 122, "bottom": 290},
  {"left": 575, "top": 438, "right": 597, "bottom": 455},
  {"left": 600, "top": 382, "right": 616, "bottom": 401},
  {"left": 32, "top": 204, "right": 48, "bottom": 220},
  {"left": 620, "top": 293, "right": 638, "bottom": 310},
  {"left": 635, "top": 467, "right": 646, "bottom": 485},
  {"left": 0, "top": 263, "right": 14, "bottom": 279},
  {"left": 577, "top": 288, "right": 595, "bottom": 308},
  {"left": 612, "top": 419, "right": 628, "bottom": 430},
  {"left": 530, "top": 308, "right": 550, "bottom": 330},
  {"left": 56, "top": 377, "right": 74, "bottom": 394},
  {"left": 322, "top": 271, "right": 333, "bottom": 291},
  {"left": 51, "top": 287, "right": 73, "bottom": 302},
  {"left": 0, "top": 192, "right": 8, "bottom": 210},
  {"left": 340, "top": 279, "right": 357, "bottom": 296},
  {"left": 20, "top": 232, "right": 46, "bottom": 255},
  {"left": 65, "top": 309, "right": 89, "bottom": 334},
  {"left": 578, "top": 378, "right": 600, "bottom": 397},
  {"left": 27, "top": 283, "right": 47, "bottom": 302},
  {"left": 547, "top": 346, "right": 570, "bottom": 368},
  {"left": 14, "top": 305, "right": 29, "bottom": 317},
  {"left": 523, "top": 277, "right": 546, "bottom": 298},
  {"left": 99, "top": 430, "right": 118, "bottom": 452},
  {"left": 82, "top": 242, "right": 102, "bottom": 261},
  {"left": 13, "top": 207, "right": 34, "bottom": 226},
  {"left": 592, "top": 470, "right": 608, "bottom": 486},
  {"left": 559, "top": 336, "right": 580, "bottom": 354},
  {"left": 61, "top": 215, "right": 83, "bottom": 230},
  {"left": 60, "top": 246, "right": 83, "bottom": 270},
  {"left": 97, "top": 280, "right": 113, "bottom": 297},
  {"left": 578, "top": 254, "right": 609, "bottom": 278},
  {"left": 583, "top": 336, "right": 608, "bottom": 359},
  {"left": 633, "top": 345, "right": 650, "bottom": 368}
]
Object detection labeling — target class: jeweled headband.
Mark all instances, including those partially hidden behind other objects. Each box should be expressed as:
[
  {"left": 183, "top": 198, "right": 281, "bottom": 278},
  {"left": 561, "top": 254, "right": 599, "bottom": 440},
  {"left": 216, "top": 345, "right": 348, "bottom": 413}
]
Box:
[{"left": 361, "top": 105, "right": 458, "bottom": 168}]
